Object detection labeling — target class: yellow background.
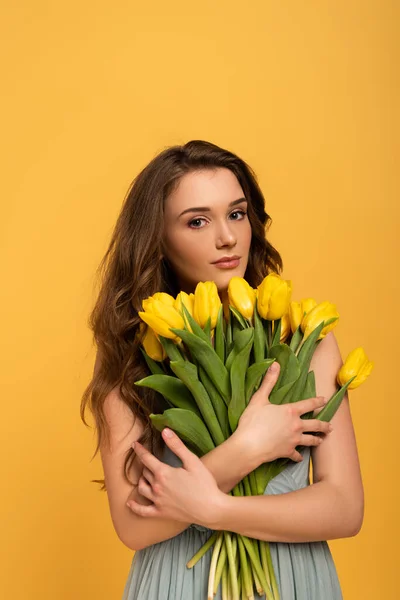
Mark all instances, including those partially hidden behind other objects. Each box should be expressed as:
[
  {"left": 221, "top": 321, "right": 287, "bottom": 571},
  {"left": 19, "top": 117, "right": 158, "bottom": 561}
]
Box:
[{"left": 1, "top": 1, "right": 398, "bottom": 598}]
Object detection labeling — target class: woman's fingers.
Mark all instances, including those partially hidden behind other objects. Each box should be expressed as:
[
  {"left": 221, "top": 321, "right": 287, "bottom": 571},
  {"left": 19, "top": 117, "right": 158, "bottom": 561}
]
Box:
[
  {"left": 289, "top": 450, "right": 304, "bottom": 462},
  {"left": 294, "top": 395, "right": 328, "bottom": 416},
  {"left": 161, "top": 428, "right": 198, "bottom": 470},
  {"left": 142, "top": 466, "right": 154, "bottom": 484},
  {"left": 301, "top": 419, "right": 333, "bottom": 434},
  {"left": 252, "top": 361, "right": 281, "bottom": 404},
  {"left": 132, "top": 440, "right": 163, "bottom": 473},
  {"left": 138, "top": 475, "right": 155, "bottom": 501},
  {"left": 300, "top": 433, "right": 325, "bottom": 447}
]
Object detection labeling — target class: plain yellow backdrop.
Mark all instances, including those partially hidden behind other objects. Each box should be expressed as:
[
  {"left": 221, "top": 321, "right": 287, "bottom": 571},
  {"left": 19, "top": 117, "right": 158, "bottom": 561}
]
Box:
[{"left": 1, "top": 1, "right": 398, "bottom": 599}]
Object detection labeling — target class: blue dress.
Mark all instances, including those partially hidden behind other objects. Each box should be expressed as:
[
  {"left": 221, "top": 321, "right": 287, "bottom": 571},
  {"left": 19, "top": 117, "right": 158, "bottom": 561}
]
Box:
[{"left": 122, "top": 444, "right": 343, "bottom": 599}]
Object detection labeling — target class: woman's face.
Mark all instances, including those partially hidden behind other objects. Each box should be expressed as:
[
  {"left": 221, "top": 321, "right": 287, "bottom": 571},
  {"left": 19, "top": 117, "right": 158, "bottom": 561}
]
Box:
[{"left": 162, "top": 168, "right": 252, "bottom": 293}]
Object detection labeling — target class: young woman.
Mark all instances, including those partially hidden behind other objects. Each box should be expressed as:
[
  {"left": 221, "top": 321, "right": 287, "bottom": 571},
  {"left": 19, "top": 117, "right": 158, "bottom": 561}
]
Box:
[{"left": 80, "top": 139, "right": 364, "bottom": 599}]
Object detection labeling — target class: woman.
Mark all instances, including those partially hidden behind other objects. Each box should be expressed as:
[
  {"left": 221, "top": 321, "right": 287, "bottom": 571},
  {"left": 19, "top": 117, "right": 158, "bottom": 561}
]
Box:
[{"left": 80, "top": 140, "right": 364, "bottom": 599}]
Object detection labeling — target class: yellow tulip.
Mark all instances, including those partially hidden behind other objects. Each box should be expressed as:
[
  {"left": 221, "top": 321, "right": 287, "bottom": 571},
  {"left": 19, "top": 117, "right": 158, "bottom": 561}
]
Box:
[
  {"left": 193, "top": 281, "right": 221, "bottom": 329},
  {"left": 174, "top": 291, "right": 195, "bottom": 317},
  {"left": 227, "top": 277, "right": 256, "bottom": 320},
  {"left": 140, "top": 323, "right": 166, "bottom": 361},
  {"left": 289, "top": 298, "right": 317, "bottom": 333},
  {"left": 301, "top": 301, "right": 339, "bottom": 341},
  {"left": 139, "top": 295, "right": 185, "bottom": 341},
  {"left": 142, "top": 292, "right": 175, "bottom": 312},
  {"left": 337, "top": 347, "right": 374, "bottom": 389},
  {"left": 257, "top": 273, "right": 292, "bottom": 320},
  {"left": 279, "top": 312, "right": 291, "bottom": 342}
]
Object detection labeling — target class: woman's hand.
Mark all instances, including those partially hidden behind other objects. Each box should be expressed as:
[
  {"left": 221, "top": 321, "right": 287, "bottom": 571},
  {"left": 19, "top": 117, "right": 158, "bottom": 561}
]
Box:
[
  {"left": 235, "top": 362, "right": 333, "bottom": 464},
  {"left": 126, "top": 428, "right": 225, "bottom": 528}
]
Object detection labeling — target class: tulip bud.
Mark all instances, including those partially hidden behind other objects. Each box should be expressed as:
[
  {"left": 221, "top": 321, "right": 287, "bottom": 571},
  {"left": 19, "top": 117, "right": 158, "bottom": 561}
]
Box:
[
  {"left": 227, "top": 277, "right": 256, "bottom": 320},
  {"left": 141, "top": 323, "right": 166, "bottom": 361},
  {"left": 139, "top": 294, "right": 185, "bottom": 341},
  {"left": 257, "top": 273, "right": 292, "bottom": 320},
  {"left": 337, "top": 347, "right": 374, "bottom": 389},
  {"left": 174, "top": 291, "right": 194, "bottom": 315},
  {"left": 193, "top": 281, "right": 221, "bottom": 329},
  {"left": 301, "top": 300, "right": 339, "bottom": 341},
  {"left": 279, "top": 312, "right": 291, "bottom": 342},
  {"left": 289, "top": 298, "right": 317, "bottom": 333}
]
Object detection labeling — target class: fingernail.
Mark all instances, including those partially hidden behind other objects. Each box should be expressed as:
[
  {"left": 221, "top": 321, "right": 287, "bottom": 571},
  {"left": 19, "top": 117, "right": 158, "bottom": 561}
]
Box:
[
  {"left": 132, "top": 442, "right": 136, "bottom": 449},
  {"left": 270, "top": 362, "right": 278, "bottom": 371},
  {"left": 163, "top": 428, "right": 173, "bottom": 438}
]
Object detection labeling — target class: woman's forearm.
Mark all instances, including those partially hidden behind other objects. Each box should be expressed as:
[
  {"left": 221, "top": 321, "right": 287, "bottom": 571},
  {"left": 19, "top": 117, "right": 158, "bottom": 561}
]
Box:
[
  {"left": 210, "top": 480, "right": 364, "bottom": 543},
  {"left": 123, "top": 433, "right": 259, "bottom": 551}
]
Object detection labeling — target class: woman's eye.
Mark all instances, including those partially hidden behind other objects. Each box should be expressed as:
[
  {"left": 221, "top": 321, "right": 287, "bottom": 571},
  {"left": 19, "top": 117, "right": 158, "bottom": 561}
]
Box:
[
  {"left": 230, "top": 210, "right": 247, "bottom": 220},
  {"left": 188, "top": 217, "right": 207, "bottom": 229}
]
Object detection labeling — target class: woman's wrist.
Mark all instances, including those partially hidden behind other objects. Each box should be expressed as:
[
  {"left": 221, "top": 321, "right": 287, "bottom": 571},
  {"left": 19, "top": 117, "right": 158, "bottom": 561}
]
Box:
[{"left": 224, "top": 431, "right": 265, "bottom": 479}]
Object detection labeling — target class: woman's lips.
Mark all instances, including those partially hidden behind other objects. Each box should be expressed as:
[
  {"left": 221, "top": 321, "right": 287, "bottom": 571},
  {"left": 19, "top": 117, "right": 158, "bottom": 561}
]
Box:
[{"left": 212, "top": 258, "right": 240, "bottom": 269}]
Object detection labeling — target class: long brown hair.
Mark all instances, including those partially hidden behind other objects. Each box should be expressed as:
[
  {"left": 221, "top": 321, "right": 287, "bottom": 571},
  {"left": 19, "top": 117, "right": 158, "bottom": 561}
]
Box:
[{"left": 80, "top": 139, "right": 283, "bottom": 491}]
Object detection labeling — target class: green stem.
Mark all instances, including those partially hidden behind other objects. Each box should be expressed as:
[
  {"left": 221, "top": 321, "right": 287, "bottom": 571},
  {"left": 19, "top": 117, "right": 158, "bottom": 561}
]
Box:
[
  {"left": 222, "top": 560, "right": 229, "bottom": 600},
  {"left": 207, "top": 531, "right": 224, "bottom": 600},
  {"left": 213, "top": 537, "right": 227, "bottom": 596},
  {"left": 186, "top": 531, "right": 218, "bottom": 568},
  {"left": 237, "top": 535, "right": 254, "bottom": 599},
  {"left": 224, "top": 531, "right": 240, "bottom": 599},
  {"left": 260, "top": 540, "right": 275, "bottom": 600},
  {"left": 241, "top": 535, "right": 270, "bottom": 597},
  {"left": 264, "top": 540, "right": 280, "bottom": 599}
]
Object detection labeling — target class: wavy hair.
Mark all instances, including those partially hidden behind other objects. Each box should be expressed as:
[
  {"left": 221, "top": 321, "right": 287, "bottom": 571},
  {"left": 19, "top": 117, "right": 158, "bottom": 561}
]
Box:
[{"left": 80, "top": 139, "right": 283, "bottom": 491}]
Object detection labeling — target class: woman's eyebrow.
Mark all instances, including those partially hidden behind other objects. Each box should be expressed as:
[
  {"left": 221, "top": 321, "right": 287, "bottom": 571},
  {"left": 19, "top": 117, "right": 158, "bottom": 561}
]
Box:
[{"left": 178, "top": 197, "right": 247, "bottom": 218}]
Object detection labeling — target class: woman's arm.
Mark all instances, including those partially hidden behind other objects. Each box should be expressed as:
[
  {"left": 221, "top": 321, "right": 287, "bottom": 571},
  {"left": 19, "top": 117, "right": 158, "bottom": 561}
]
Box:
[
  {"left": 209, "top": 331, "right": 365, "bottom": 542},
  {"left": 100, "top": 385, "right": 260, "bottom": 551}
]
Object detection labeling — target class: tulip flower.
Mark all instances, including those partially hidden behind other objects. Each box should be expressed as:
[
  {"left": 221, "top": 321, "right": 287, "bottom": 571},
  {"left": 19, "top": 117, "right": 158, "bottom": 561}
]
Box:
[
  {"left": 142, "top": 292, "right": 175, "bottom": 311},
  {"left": 257, "top": 273, "right": 292, "bottom": 320},
  {"left": 279, "top": 312, "right": 291, "bottom": 342},
  {"left": 337, "top": 347, "right": 374, "bottom": 389},
  {"left": 140, "top": 323, "right": 166, "bottom": 361},
  {"left": 174, "top": 291, "right": 195, "bottom": 317},
  {"left": 227, "top": 277, "right": 256, "bottom": 321},
  {"left": 193, "top": 281, "right": 221, "bottom": 329},
  {"left": 288, "top": 298, "right": 317, "bottom": 333},
  {"left": 301, "top": 300, "right": 339, "bottom": 341},
  {"left": 139, "top": 295, "right": 185, "bottom": 341}
]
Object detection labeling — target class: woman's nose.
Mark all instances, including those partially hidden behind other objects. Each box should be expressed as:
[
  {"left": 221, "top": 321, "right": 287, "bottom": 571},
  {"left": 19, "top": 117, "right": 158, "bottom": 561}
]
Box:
[{"left": 216, "top": 221, "right": 237, "bottom": 248}]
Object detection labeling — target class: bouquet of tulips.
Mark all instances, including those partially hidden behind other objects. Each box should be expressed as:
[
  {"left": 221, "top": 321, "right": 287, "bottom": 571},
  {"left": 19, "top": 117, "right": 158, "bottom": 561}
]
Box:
[{"left": 135, "top": 273, "right": 373, "bottom": 600}]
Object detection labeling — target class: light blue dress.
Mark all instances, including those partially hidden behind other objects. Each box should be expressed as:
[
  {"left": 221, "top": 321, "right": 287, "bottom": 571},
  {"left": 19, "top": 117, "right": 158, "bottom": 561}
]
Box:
[{"left": 122, "top": 444, "right": 343, "bottom": 599}]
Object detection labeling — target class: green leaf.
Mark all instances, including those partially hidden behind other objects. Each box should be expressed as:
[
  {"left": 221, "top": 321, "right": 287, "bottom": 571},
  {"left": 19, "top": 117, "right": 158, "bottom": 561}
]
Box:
[
  {"left": 315, "top": 376, "right": 355, "bottom": 422},
  {"left": 215, "top": 305, "right": 225, "bottom": 363},
  {"left": 139, "top": 348, "right": 165, "bottom": 375},
  {"left": 170, "top": 328, "right": 231, "bottom": 403},
  {"left": 253, "top": 299, "right": 265, "bottom": 363},
  {"left": 134, "top": 374, "right": 201, "bottom": 417},
  {"left": 181, "top": 304, "right": 211, "bottom": 346},
  {"left": 226, "top": 327, "right": 254, "bottom": 372},
  {"left": 284, "top": 321, "right": 325, "bottom": 404},
  {"left": 228, "top": 329, "right": 254, "bottom": 432},
  {"left": 203, "top": 315, "right": 212, "bottom": 341},
  {"left": 267, "top": 343, "right": 301, "bottom": 405},
  {"left": 271, "top": 318, "right": 282, "bottom": 347},
  {"left": 150, "top": 408, "right": 215, "bottom": 455},
  {"left": 225, "top": 310, "right": 233, "bottom": 356},
  {"left": 229, "top": 305, "right": 247, "bottom": 329},
  {"left": 169, "top": 360, "right": 225, "bottom": 446},
  {"left": 198, "top": 365, "right": 230, "bottom": 439},
  {"left": 298, "top": 370, "right": 317, "bottom": 421},
  {"left": 289, "top": 324, "right": 303, "bottom": 353},
  {"left": 245, "top": 359, "right": 275, "bottom": 404},
  {"left": 159, "top": 336, "right": 184, "bottom": 361}
]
